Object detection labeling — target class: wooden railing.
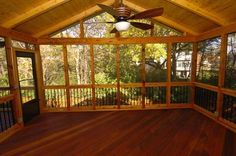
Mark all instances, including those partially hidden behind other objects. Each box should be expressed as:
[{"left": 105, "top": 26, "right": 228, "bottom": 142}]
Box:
[
  {"left": 43, "top": 83, "right": 193, "bottom": 110},
  {"left": 171, "top": 86, "right": 191, "bottom": 104},
  {"left": 44, "top": 86, "right": 67, "bottom": 108},
  {"left": 194, "top": 83, "right": 236, "bottom": 131},
  {"left": 0, "top": 95, "right": 16, "bottom": 133},
  {"left": 195, "top": 87, "right": 217, "bottom": 113},
  {"left": 70, "top": 87, "right": 93, "bottom": 108},
  {"left": 145, "top": 86, "right": 166, "bottom": 105},
  {"left": 222, "top": 94, "right": 236, "bottom": 124}
]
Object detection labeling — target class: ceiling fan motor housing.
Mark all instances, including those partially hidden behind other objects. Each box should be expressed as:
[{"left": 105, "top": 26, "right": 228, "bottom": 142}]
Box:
[{"left": 115, "top": 6, "right": 131, "bottom": 21}]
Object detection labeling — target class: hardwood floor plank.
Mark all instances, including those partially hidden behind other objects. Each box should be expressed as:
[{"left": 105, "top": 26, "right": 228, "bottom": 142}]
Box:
[{"left": 0, "top": 109, "right": 235, "bottom": 156}]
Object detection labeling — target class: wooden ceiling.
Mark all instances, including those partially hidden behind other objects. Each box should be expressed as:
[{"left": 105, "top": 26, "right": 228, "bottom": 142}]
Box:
[{"left": 0, "top": 0, "right": 236, "bottom": 38}]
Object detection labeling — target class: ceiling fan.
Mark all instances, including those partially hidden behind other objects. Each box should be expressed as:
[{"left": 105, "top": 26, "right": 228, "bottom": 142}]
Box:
[{"left": 97, "top": 0, "right": 164, "bottom": 33}]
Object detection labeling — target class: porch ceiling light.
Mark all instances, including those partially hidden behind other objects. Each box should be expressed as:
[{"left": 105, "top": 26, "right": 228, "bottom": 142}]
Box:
[{"left": 115, "top": 21, "right": 130, "bottom": 31}]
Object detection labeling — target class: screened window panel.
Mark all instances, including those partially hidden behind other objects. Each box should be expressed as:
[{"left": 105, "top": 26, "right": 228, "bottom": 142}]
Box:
[
  {"left": 52, "top": 24, "right": 80, "bottom": 38},
  {"left": 225, "top": 33, "right": 236, "bottom": 90},
  {"left": 94, "top": 45, "right": 117, "bottom": 84},
  {"left": 171, "top": 43, "right": 193, "bottom": 82},
  {"left": 153, "top": 23, "right": 183, "bottom": 37},
  {"left": 120, "top": 44, "right": 142, "bottom": 83},
  {"left": 40, "top": 45, "right": 65, "bottom": 86},
  {"left": 67, "top": 45, "right": 91, "bottom": 85},
  {"left": 0, "top": 37, "right": 10, "bottom": 97},
  {"left": 196, "top": 37, "right": 221, "bottom": 86},
  {"left": 121, "top": 19, "right": 151, "bottom": 38},
  {"left": 145, "top": 43, "right": 167, "bottom": 82},
  {"left": 84, "top": 12, "right": 115, "bottom": 38}
]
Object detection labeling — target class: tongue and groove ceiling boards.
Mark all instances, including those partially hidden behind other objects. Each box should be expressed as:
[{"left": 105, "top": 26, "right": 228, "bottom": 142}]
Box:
[{"left": 0, "top": 0, "right": 235, "bottom": 38}]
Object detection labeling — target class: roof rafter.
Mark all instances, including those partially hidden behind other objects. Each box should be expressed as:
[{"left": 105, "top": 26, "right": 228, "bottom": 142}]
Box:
[
  {"left": 166, "top": 0, "right": 228, "bottom": 26},
  {"left": 33, "top": 0, "right": 114, "bottom": 37},
  {"left": 123, "top": 0, "right": 199, "bottom": 35},
  {"left": 1, "top": 0, "right": 70, "bottom": 29}
]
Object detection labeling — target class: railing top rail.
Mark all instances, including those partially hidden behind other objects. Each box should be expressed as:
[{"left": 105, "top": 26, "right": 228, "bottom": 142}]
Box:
[{"left": 0, "top": 94, "right": 14, "bottom": 104}]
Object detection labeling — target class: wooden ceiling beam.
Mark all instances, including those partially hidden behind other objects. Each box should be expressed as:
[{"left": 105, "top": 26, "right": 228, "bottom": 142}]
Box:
[
  {"left": 0, "top": 26, "right": 37, "bottom": 43},
  {"left": 38, "top": 36, "right": 197, "bottom": 45},
  {"left": 123, "top": 0, "right": 199, "bottom": 36},
  {"left": 33, "top": 0, "right": 114, "bottom": 38},
  {"left": 166, "top": 0, "right": 228, "bottom": 26},
  {"left": 1, "top": 0, "right": 70, "bottom": 29}
]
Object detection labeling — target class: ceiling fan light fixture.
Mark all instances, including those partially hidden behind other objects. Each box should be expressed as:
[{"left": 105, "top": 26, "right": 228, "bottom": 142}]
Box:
[{"left": 115, "top": 21, "right": 130, "bottom": 31}]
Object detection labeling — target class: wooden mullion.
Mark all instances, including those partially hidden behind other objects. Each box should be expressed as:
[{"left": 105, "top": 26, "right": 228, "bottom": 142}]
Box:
[
  {"left": 62, "top": 44, "right": 70, "bottom": 110},
  {"left": 35, "top": 44, "right": 46, "bottom": 111},
  {"left": 90, "top": 44, "right": 96, "bottom": 110},
  {"left": 166, "top": 42, "right": 172, "bottom": 106},
  {"left": 217, "top": 34, "right": 227, "bottom": 118},
  {"left": 116, "top": 45, "right": 121, "bottom": 109},
  {"left": 190, "top": 42, "right": 198, "bottom": 105},
  {"left": 79, "top": 20, "right": 84, "bottom": 38}
]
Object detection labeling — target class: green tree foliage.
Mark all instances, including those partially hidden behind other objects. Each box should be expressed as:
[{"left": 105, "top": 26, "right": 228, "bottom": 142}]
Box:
[
  {"left": 84, "top": 12, "right": 115, "bottom": 38},
  {"left": 120, "top": 44, "right": 142, "bottom": 83},
  {"left": 0, "top": 38, "right": 9, "bottom": 87},
  {"left": 94, "top": 44, "right": 117, "bottom": 84},
  {"left": 67, "top": 45, "right": 91, "bottom": 84},
  {"left": 145, "top": 43, "right": 167, "bottom": 82},
  {"left": 40, "top": 45, "right": 65, "bottom": 86},
  {"left": 52, "top": 24, "right": 80, "bottom": 38}
]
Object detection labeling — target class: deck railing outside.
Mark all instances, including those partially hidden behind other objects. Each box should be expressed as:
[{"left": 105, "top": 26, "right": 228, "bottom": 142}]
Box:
[{"left": 0, "top": 95, "right": 16, "bottom": 133}]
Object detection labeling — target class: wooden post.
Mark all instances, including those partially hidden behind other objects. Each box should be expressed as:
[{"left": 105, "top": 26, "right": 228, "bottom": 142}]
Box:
[
  {"left": 35, "top": 44, "right": 46, "bottom": 111},
  {"left": 166, "top": 42, "right": 172, "bottom": 106},
  {"left": 5, "top": 37, "right": 24, "bottom": 126},
  {"left": 116, "top": 45, "right": 121, "bottom": 109},
  {"left": 191, "top": 42, "right": 198, "bottom": 106},
  {"left": 90, "top": 44, "right": 96, "bottom": 109},
  {"left": 80, "top": 20, "right": 84, "bottom": 38},
  {"left": 63, "top": 45, "right": 70, "bottom": 110},
  {"left": 141, "top": 44, "right": 146, "bottom": 108},
  {"left": 217, "top": 34, "right": 227, "bottom": 118}
]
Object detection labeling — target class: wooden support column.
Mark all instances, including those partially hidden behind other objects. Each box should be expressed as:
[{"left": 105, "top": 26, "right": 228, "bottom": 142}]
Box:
[
  {"left": 63, "top": 45, "right": 70, "bottom": 110},
  {"left": 90, "top": 44, "right": 96, "bottom": 110},
  {"left": 191, "top": 42, "right": 198, "bottom": 106},
  {"left": 35, "top": 44, "right": 46, "bottom": 111},
  {"left": 141, "top": 44, "right": 146, "bottom": 108},
  {"left": 79, "top": 20, "right": 84, "bottom": 38},
  {"left": 5, "top": 37, "right": 23, "bottom": 125},
  {"left": 217, "top": 34, "right": 227, "bottom": 118},
  {"left": 116, "top": 45, "right": 121, "bottom": 109},
  {"left": 166, "top": 42, "right": 172, "bottom": 106}
]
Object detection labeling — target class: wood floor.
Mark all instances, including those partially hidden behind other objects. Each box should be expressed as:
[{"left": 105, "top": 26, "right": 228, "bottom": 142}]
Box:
[{"left": 0, "top": 109, "right": 235, "bottom": 156}]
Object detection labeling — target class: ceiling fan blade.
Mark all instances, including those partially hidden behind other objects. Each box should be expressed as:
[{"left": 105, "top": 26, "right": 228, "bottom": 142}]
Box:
[
  {"left": 130, "top": 22, "right": 154, "bottom": 30},
  {"left": 110, "top": 28, "right": 118, "bottom": 33},
  {"left": 97, "top": 4, "right": 119, "bottom": 17},
  {"left": 128, "top": 8, "right": 164, "bottom": 20}
]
